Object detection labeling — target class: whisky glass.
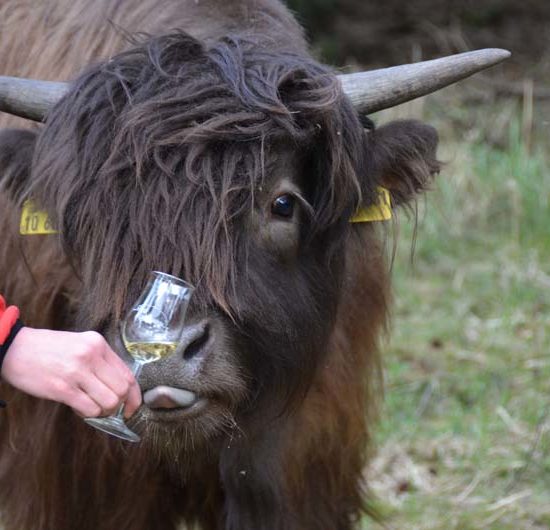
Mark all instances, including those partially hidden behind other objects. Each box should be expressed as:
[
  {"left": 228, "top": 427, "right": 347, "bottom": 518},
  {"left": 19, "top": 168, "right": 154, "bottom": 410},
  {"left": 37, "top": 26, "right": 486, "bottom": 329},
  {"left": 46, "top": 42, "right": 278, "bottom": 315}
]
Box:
[{"left": 84, "top": 271, "right": 194, "bottom": 442}]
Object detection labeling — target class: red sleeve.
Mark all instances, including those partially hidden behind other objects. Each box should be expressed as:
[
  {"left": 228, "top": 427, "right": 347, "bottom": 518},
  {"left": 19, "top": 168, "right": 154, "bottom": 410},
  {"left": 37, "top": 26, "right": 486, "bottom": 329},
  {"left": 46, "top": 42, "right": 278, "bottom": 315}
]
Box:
[{"left": 0, "top": 296, "right": 21, "bottom": 345}]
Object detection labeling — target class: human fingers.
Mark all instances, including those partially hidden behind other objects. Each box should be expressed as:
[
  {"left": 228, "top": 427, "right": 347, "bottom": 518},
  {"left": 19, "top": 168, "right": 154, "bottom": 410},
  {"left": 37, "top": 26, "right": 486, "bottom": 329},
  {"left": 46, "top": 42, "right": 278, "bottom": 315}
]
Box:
[
  {"left": 100, "top": 350, "right": 142, "bottom": 417},
  {"left": 67, "top": 389, "right": 104, "bottom": 418},
  {"left": 101, "top": 346, "right": 136, "bottom": 383},
  {"left": 77, "top": 375, "right": 122, "bottom": 417},
  {"left": 122, "top": 376, "right": 142, "bottom": 418},
  {"left": 93, "top": 356, "right": 132, "bottom": 403}
]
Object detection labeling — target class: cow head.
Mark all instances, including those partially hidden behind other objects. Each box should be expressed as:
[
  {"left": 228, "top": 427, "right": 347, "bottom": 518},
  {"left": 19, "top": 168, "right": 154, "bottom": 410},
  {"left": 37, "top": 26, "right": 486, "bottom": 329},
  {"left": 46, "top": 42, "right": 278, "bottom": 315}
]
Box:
[{"left": 0, "top": 34, "right": 508, "bottom": 449}]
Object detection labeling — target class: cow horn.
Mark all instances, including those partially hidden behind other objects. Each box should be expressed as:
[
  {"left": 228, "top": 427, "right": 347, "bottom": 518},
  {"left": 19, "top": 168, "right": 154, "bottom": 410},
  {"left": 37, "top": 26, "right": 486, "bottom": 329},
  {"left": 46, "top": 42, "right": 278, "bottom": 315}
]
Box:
[
  {"left": 0, "top": 77, "right": 69, "bottom": 122},
  {"left": 338, "top": 48, "right": 511, "bottom": 114},
  {"left": 0, "top": 49, "right": 510, "bottom": 122}
]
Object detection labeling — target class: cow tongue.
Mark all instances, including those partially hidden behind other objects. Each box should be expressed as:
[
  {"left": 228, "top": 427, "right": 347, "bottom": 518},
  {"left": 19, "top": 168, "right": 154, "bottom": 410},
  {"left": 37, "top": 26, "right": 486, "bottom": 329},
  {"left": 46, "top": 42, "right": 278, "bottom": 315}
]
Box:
[{"left": 143, "top": 386, "right": 197, "bottom": 409}]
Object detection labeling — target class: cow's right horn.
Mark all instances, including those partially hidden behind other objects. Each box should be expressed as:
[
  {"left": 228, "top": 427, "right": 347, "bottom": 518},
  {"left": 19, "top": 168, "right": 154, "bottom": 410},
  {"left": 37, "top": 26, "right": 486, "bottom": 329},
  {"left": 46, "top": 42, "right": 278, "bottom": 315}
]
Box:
[{"left": 0, "top": 76, "right": 68, "bottom": 122}]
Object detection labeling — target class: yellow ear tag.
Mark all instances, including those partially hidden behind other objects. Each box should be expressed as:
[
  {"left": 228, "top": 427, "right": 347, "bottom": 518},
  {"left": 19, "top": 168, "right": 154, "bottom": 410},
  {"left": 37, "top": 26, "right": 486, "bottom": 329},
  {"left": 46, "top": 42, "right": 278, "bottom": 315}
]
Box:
[
  {"left": 20, "top": 200, "right": 58, "bottom": 235},
  {"left": 350, "top": 187, "right": 392, "bottom": 223}
]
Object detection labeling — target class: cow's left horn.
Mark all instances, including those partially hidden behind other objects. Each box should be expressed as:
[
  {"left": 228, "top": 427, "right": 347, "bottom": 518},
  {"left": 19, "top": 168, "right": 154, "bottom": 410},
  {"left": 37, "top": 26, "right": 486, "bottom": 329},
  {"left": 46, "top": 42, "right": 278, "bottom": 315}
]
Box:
[
  {"left": 338, "top": 48, "right": 511, "bottom": 114},
  {"left": 0, "top": 76, "right": 69, "bottom": 122}
]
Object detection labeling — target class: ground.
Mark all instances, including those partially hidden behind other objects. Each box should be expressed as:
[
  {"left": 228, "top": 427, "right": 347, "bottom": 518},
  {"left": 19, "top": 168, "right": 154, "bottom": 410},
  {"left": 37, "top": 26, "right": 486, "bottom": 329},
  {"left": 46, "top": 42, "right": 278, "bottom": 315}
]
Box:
[{"left": 363, "top": 87, "right": 550, "bottom": 528}]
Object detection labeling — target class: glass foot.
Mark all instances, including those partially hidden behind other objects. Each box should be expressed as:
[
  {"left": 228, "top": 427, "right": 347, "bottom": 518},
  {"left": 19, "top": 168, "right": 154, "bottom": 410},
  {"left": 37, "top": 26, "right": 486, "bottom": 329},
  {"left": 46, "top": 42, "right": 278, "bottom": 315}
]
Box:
[{"left": 84, "top": 416, "right": 140, "bottom": 443}]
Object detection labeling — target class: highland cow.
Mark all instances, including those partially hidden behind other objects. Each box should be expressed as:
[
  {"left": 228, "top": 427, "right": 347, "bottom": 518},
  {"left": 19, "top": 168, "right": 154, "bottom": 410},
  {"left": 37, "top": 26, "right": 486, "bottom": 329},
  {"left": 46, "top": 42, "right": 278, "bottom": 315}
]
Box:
[{"left": 0, "top": 1, "right": 508, "bottom": 529}]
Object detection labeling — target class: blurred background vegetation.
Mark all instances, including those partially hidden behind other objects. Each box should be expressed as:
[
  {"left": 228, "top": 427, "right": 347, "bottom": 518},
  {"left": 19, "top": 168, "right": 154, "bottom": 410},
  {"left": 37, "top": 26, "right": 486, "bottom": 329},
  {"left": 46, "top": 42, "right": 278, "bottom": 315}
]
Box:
[{"left": 286, "top": 1, "right": 550, "bottom": 529}]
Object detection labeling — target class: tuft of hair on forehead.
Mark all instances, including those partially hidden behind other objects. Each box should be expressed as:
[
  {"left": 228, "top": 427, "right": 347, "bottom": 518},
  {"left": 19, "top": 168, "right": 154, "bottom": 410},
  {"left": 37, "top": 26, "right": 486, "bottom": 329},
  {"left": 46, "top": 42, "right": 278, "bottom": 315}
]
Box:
[{"left": 29, "top": 31, "right": 373, "bottom": 324}]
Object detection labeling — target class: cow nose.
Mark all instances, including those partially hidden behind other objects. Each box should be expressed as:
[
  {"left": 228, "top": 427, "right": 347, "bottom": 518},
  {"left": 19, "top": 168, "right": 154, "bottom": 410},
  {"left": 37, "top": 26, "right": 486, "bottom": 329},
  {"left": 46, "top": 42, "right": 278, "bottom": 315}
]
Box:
[{"left": 179, "top": 320, "right": 211, "bottom": 361}]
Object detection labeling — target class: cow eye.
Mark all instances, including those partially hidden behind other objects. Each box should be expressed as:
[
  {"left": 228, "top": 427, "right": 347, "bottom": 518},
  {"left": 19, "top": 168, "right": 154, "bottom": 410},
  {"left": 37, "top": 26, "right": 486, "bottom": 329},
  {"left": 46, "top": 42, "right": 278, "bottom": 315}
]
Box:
[{"left": 271, "top": 194, "right": 296, "bottom": 218}]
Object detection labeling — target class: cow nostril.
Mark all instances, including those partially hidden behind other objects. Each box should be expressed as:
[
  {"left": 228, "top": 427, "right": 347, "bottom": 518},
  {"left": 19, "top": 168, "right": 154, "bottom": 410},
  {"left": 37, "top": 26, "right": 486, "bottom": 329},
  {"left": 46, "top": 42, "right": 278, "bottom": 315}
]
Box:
[{"left": 183, "top": 324, "right": 210, "bottom": 360}]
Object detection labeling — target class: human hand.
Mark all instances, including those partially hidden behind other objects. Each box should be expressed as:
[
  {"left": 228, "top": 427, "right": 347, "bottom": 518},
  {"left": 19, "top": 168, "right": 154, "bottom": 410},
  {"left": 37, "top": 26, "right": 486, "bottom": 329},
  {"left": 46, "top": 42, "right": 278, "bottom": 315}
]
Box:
[{"left": 1, "top": 328, "right": 142, "bottom": 418}]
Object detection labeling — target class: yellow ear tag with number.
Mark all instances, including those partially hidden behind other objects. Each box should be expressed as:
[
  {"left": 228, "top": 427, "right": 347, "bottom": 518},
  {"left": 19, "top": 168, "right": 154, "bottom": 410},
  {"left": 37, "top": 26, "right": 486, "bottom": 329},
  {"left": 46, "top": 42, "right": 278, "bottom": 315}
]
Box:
[
  {"left": 350, "top": 187, "right": 392, "bottom": 223},
  {"left": 20, "top": 200, "right": 58, "bottom": 235}
]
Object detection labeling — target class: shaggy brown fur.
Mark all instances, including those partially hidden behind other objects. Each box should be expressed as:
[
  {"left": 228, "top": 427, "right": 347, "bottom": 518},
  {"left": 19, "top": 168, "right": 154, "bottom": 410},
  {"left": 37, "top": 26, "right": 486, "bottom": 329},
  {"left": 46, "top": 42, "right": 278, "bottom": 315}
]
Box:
[{"left": 0, "top": 1, "right": 439, "bottom": 529}]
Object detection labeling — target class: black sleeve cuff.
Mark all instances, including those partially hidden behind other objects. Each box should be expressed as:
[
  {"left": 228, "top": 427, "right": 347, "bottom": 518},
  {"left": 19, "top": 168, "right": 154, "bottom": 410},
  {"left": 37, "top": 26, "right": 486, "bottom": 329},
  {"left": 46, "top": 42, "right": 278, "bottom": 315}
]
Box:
[{"left": 0, "top": 319, "right": 24, "bottom": 407}]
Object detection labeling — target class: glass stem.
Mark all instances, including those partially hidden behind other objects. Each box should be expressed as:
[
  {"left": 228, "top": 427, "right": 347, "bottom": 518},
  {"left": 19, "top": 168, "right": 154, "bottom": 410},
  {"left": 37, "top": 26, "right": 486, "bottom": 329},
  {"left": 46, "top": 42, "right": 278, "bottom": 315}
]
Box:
[{"left": 114, "top": 361, "right": 144, "bottom": 420}]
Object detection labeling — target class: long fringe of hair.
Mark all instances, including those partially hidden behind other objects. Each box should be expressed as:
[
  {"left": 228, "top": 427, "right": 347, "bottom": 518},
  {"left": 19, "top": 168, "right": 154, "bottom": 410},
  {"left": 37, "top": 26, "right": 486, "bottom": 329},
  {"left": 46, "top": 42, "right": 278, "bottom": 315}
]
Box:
[{"left": 29, "top": 31, "right": 377, "bottom": 326}]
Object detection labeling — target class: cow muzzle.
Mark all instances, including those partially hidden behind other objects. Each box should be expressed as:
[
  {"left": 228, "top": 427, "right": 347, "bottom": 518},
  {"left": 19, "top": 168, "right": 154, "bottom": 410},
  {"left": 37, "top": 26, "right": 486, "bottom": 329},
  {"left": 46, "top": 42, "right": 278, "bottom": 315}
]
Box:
[
  {"left": 138, "top": 319, "right": 212, "bottom": 409},
  {"left": 135, "top": 315, "right": 245, "bottom": 425}
]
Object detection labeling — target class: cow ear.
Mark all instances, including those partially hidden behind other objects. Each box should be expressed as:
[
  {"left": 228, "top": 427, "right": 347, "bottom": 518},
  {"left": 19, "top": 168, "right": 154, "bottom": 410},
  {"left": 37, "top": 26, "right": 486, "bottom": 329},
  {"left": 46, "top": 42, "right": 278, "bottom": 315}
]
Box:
[
  {"left": 369, "top": 120, "right": 440, "bottom": 207},
  {"left": 0, "top": 128, "right": 37, "bottom": 202}
]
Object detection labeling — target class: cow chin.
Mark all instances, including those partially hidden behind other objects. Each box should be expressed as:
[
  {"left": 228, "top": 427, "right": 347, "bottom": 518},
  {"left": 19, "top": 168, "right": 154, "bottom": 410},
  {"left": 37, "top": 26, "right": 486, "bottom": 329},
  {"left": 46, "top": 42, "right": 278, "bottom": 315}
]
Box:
[{"left": 132, "top": 396, "right": 239, "bottom": 450}]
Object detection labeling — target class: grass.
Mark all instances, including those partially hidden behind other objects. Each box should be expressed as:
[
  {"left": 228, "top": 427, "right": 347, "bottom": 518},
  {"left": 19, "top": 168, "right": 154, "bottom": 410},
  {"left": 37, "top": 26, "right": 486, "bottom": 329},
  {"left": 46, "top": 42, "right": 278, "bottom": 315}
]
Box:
[{"left": 364, "top": 93, "right": 550, "bottom": 529}]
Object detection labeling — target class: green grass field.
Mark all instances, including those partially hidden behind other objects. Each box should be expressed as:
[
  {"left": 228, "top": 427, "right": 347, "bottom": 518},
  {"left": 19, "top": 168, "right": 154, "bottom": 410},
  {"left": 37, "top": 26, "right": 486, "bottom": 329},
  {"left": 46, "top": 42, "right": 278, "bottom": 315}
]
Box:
[{"left": 364, "top": 92, "right": 550, "bottom": 529}]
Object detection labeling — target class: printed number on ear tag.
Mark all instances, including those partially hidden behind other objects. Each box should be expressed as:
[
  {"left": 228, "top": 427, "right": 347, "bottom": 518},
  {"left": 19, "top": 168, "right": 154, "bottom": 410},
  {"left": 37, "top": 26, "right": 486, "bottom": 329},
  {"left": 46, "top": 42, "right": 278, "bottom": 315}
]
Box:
[
  {"left": 20, "top": 200, "right": 58, "bottom": 235},
  {"left": 350, "top": 187, "right": 392, "bottom": 223}
]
